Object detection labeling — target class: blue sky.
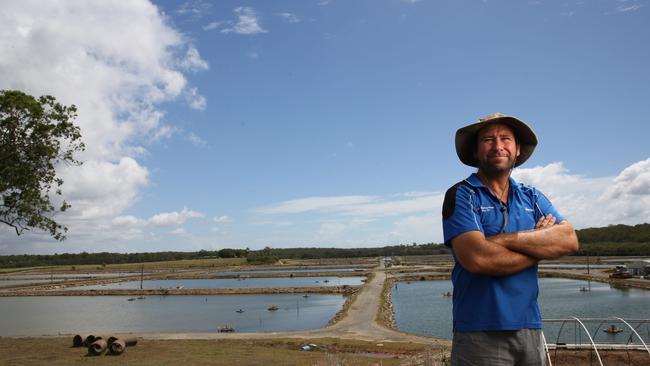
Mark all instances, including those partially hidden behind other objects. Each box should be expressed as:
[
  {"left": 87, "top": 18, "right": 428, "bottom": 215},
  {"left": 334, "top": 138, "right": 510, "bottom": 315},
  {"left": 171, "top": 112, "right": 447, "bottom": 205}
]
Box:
[{"left": 1, "top": 0, "right": 649, "bottom": 254}]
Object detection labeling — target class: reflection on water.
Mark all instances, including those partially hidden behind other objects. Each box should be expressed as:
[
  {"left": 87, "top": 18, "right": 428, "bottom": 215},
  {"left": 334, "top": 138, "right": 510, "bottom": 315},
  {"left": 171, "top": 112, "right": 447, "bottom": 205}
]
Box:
[
  {"left": 62, "top": 276, "right": 364, "bottom": 290},
  {"left": 392, "top": 278, "right": 650, "bottom": 340},
  {"left": 0, "top": 294, "right": 345, "bottom": 336}
]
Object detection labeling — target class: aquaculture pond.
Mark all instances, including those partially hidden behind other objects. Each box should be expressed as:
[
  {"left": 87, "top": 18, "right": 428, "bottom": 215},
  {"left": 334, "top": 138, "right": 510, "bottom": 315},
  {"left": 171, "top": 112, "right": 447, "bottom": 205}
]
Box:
[
  {"left": 391, "top": 278, "right": 650, "bottom": 342},
  {"left": 0, "top": 293, "right": 345, "bottom": 336},
  {"left": 60, "top": 276, "right": 365, "bottom": 290}
]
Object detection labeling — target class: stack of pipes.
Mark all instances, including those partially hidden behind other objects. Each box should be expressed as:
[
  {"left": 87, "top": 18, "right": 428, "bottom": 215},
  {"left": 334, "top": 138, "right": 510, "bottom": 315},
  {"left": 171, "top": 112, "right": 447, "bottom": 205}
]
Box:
[{"left": 72, "top": 333, "right": 138, "bottom": 356}]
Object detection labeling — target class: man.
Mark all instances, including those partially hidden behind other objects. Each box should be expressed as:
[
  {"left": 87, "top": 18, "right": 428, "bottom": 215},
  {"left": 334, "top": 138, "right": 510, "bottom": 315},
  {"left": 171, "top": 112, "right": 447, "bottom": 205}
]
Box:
[{"left": 442, "top": 113, "right": 579, "bottom": 366}]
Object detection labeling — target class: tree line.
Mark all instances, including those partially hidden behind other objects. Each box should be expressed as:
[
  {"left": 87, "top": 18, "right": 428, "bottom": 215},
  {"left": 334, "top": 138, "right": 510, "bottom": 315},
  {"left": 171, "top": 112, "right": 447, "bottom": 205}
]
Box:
[
  {"left": 2, "top": 224, "right": 650, "bottom": 269},
  {"left": 0, "top": 244, "right": 447, "bottom": 269}
]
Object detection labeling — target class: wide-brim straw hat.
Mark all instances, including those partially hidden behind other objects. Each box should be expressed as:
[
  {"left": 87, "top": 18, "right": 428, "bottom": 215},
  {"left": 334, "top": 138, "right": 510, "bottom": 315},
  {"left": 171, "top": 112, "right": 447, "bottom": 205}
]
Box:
[{"left": 455, "top": 112, "right": 538, "bottom": 168}]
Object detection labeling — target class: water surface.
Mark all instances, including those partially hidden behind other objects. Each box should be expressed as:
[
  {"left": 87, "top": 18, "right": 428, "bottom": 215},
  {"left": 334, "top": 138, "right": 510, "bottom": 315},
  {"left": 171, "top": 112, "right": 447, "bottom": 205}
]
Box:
[
  {"left": 0, "top": 294, "right": 344, "bottom": 336},
  {"left": 392, "top": 278, "right": 650, "bottom": 342}
]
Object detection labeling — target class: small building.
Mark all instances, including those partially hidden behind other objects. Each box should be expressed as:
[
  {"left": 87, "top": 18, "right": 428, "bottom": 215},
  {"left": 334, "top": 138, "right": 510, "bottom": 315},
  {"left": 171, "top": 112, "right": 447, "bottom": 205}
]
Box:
[{"left": 628, "top": 260, "right": 650, "bottom": 276}]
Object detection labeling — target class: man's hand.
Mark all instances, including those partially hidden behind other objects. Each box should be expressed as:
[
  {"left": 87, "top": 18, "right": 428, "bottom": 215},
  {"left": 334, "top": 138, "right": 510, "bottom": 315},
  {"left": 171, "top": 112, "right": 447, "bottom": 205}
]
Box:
[{"left": 535, "top": 214, "right": 556, "bottom": 230}]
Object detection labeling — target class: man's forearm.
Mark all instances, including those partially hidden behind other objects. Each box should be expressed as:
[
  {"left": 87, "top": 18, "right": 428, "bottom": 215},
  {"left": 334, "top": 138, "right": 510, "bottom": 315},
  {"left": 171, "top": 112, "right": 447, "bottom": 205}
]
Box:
[
  {"left": 452, "top": 231, "right": 539, "bottom": 276},
  {"left": 488, "top": 221, "right": 579, "bottom": 259},
  {"left": 469, "top": 245, "right": 539, "bottom": 276}
]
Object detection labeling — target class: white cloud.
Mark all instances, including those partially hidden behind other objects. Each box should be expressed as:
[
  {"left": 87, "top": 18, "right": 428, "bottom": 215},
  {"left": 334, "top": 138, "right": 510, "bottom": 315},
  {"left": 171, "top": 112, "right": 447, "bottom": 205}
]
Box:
[
  {"left": 277, "top": 13, "right": 300, "bottom": 23},
  {"left": 175, "top": 0, "right": 212, "bottom": 16},
  {"left": 513, "top": 159, "right": 650, "bottom": 229},
  {"left": 149, "top": 124, "right": 179, "bottom": 143},
  {"left": 149, "top": 207, "right": 204, "bottom": 226},
  {"left": 401, "top": 0, "right": 422, "bottom": 3},
  {"left": 213, "top": 216, "right": 230, "bottom": 223},
  {"left": 170, "top": 228, "right": 186, "bottom": 235},
  {"left": 0, "top": 1, "right": 207, "bottom": 252},
  {"left": 255, "top": 158, "right": 650, "bottom": 245},
  {"left": 185, "top": 132, "right": 208, "bottom": 147},
  {"left": 203, "top": 21, "right": 224, "bottom": 31},
  {"left": 179, "top": 47, "right": 209, "bottom": 72},
  {"left": 186, "top": 87, "right": 207, "bottom": 110},
  {"left": 112, "top": 215, "right": 146, "bottom": 227},
  {"left": 221, "top": 7, "right": 267, "bottom": 35},
  {"left": 256, "top": 196, "right": 379, "bottom": 214},
  {"left": 616, "top": 4, "right": 643, "bottom": 13},
  {"left": 58, "top": 158, "right": 149, "bottom": 220}
]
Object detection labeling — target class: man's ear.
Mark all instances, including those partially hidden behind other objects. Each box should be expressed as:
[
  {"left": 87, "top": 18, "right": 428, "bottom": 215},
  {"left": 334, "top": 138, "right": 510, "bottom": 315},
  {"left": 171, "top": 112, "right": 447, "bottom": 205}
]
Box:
[{"left": 516, "top": 144, "right": 520, "bottom": 157}]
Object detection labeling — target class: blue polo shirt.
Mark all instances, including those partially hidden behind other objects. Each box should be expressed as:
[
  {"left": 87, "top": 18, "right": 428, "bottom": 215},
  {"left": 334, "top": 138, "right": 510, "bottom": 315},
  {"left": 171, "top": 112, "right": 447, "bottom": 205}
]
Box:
[{"left": 442, "top": 173, "right": 564, "bottom": 332}]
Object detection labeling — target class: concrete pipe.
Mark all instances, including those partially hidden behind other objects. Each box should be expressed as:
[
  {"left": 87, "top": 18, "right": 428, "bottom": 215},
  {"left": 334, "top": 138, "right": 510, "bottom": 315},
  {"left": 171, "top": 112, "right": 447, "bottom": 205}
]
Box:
[
  {"left": 122, "top": 336, "right": 138, "bottom": 347},
  {"left": 84, "top": 334, "right": 97, "bottom": 346},
  {"left": 108, "top": 339, "right": 126, "bottom": 355},
  {"left": 88, "top": 339, "right": 107, "bottom": 356},
  {"left": 73, "top": 334, "right": 89, "bottom": 347}
]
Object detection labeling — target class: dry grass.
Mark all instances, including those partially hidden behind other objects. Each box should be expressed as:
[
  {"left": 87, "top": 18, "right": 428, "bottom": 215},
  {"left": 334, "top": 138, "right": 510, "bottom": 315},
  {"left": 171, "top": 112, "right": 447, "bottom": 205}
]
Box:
[{"left": 0, "top": 337, "right": 427, "bottom": 366}]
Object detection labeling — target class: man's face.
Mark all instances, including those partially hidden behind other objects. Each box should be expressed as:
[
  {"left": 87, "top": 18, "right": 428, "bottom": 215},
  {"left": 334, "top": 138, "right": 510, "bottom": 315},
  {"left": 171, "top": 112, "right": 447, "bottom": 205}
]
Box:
[{"left": 474, "top": 123, "right": 520, "bottom": 174}]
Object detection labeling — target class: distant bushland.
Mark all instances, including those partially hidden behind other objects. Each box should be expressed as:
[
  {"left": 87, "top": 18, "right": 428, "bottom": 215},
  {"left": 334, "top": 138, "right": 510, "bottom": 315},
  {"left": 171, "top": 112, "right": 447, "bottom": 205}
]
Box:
[{"left": 1, "top": 223, "right": 649, "bottom": 268}]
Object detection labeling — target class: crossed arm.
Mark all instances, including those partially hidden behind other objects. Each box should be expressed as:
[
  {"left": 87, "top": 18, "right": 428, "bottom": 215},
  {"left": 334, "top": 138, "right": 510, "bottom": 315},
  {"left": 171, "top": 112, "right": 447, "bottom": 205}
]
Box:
[{"left": 451, "top": 215, "right": 579, "bottom": 276}]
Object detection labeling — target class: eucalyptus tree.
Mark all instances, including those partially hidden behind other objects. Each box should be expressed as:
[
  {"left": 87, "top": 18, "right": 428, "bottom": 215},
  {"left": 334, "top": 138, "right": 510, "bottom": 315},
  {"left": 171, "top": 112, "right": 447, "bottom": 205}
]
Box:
[{"left": 0, "top": 90, "right": 84, "bottom": 240}]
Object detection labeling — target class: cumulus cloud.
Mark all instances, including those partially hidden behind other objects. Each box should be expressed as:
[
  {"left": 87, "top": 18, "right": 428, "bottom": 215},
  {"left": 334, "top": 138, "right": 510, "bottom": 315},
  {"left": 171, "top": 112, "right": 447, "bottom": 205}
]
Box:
[
  {"left": 58, "top": 158, "right": 149, "bottom": 220},
  {"left": 0, "top": 1, "right": 207, "bottom": 253},
  {"left": 149, "top": 207, "right": 204, "bottom": 226},
  {"left": 513, "top": 159, "right": 650, "bottom": 229}
]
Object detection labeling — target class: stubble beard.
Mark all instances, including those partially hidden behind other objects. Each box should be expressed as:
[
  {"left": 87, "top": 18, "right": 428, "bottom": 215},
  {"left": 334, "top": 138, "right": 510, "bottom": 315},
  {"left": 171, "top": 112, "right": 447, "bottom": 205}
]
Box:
[{"left": 477, "top": 156, "right": 515, "bottom": 179}]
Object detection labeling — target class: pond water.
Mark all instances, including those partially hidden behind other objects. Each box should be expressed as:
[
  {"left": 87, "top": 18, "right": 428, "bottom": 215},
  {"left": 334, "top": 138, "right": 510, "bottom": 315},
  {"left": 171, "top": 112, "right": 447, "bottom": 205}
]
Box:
[
  {"left": 392, "top": 278, "right": 650, "bottom": 342},
  {"left": 0, "top": 294, "right": 345, "bottom": 336},
  {"left": 61, "top": 276, "right": 365, "bottom": 290}
]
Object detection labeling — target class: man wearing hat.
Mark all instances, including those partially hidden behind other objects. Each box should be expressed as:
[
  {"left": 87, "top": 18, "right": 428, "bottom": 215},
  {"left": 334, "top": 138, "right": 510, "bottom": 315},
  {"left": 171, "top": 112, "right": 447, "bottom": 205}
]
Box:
[{"left": 442, "top": 113, "right": 579, "bottom": 365}]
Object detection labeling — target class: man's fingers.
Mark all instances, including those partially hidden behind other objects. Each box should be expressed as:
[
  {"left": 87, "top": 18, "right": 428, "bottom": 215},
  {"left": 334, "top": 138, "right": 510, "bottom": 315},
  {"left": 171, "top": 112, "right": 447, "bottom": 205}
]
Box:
[{"left": 535, "top": 214, "right": 556, "bottom": 229}]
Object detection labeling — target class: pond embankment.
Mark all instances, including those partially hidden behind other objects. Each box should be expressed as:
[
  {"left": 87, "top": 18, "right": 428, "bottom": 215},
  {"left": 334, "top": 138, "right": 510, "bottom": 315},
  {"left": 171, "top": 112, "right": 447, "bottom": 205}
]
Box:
[{"left": 0, "top": 285, "right": 359, "bottom": 297}]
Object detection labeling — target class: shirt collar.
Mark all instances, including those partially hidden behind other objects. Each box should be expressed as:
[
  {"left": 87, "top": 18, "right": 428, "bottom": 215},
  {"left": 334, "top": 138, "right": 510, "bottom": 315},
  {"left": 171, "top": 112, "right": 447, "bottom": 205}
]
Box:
[{"left": 464, "top": 173, "right": 520, "bottom": 191}]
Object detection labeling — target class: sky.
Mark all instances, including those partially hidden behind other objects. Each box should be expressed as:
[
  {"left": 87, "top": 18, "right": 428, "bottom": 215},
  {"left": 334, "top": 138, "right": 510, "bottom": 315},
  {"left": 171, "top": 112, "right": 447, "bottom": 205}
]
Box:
[{"left": 1, "top": 0, "right": 649, "bottom": 255}]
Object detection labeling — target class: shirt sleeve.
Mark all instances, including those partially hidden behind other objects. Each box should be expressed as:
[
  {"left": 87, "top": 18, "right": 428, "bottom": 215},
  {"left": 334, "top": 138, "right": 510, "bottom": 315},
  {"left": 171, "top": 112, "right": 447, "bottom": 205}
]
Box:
[
  {"left": 442, "top": 183, "right": 483, "bottom": 247},
  {"left": 533, "top": 189, "right": 566, "bottom": 223}
]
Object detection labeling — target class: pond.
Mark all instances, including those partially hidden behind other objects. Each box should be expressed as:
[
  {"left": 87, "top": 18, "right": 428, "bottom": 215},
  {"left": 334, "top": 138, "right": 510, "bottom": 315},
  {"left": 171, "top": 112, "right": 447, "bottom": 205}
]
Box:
[
  {"left": 60, "top": 276, "right": 365, "bottom": 290},
  {"left": 391, "top": 278, "right": 650, "bottom": 342},
  {"left": 0, "top": 294, "right": 345, "bottom": 336}
]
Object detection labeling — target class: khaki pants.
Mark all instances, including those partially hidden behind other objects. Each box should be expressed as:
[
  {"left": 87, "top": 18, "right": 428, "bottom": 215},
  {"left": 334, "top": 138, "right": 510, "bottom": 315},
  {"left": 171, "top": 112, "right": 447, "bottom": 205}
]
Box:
[{"left": 451, "top": 329, "right": 546, "bottom": 366}]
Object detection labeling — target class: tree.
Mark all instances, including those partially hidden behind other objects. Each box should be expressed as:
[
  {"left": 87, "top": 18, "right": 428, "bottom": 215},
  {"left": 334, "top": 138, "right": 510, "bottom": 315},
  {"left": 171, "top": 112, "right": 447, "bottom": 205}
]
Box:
[{"left": 0, "top": 90, "right": 84, "bottom": 240}]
